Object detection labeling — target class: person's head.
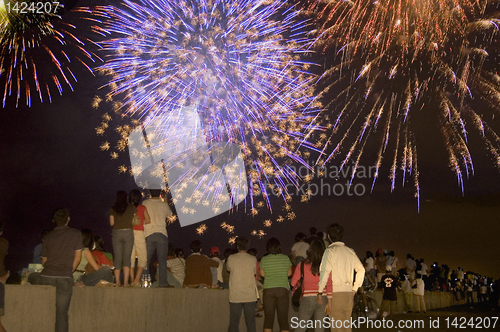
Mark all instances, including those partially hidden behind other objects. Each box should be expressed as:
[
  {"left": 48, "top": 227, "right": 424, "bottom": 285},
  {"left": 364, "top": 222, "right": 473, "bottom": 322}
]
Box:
[
  {"left": 309, "top": 227, "right": 317, "bottom": 236},
  {"left": 416, "top": 273, "right": 422, "bottom": 279},
  {"left": 129, "top": 189, "right": 142, "bottom": 207},
  {"left": 366, "top": 251, "right": 373, "bottom": 258},
  {"left": 247, "top": 248, "right": 257, "bottom": 257},
  {"left": 317, "top": 231, "right": 324, "bottom": 240},
  {"left": 389, "top": 250, "right": 395, "bottom": 256},
  {"left": 306, "top": 239, "right": 326, "bottom": 276},
  {"left": 175, "top": 248, "right": 184, "bottom": 258},
  {"left": 52, "top": 208, "right": 70, "bottom": 226},
  {"left": 210, "top": 246, "right": 220, "bottom": 257},
  {"left": 93, "top": 235, "right": 105, "bottom": 251},
  {"left": 235, "top": 237, "right": 249, "bottom": 251},
  {"left": 294, "top": 232, "right": 306, "bottom": 242},
  {"left": 168, "top": 243, "right": 175, "bottom": 256},
  {"left": 407, "top": 254, "right": 412, "bottom": 259},
  {"left": 326, "top": 223, "right": 344, "bottom": 242},
  {"left": 266, "top": 237, "right": 281, "bottom": 254},
  {"left": 112, "top": 190, "right": 128, "bottom": 215},
  {"left": 190, "top": 240, "right": 202, "bottom": 253},
  {"left": 150, "top": 189, "right": 162, "bottom": 198},
  {"left": 81, "top": 229, "right": 94, "bottom": 249}
]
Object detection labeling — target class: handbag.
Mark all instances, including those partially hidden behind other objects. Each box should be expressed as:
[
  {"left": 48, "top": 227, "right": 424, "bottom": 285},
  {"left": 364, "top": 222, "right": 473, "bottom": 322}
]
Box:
[
  {"left": 291, "top": 261, "right": 305, "bottom": 307},
  {"left": 132, "top": 212, "right": 141, "bottom": 226}
]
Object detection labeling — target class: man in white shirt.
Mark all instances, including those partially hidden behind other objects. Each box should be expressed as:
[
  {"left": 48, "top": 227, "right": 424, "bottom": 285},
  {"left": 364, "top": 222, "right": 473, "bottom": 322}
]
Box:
[
  {"left": 227, "top": 237, "right": 257, "bottom": 332},
  {"left": 318, "top": 223, "right": 364, "bottom": 332},
  {"left": 404, "top": 254, "right": 417, "bottom": 281},
  {"left": 142, "top": 189, "right": 173, "bottom": 287}
]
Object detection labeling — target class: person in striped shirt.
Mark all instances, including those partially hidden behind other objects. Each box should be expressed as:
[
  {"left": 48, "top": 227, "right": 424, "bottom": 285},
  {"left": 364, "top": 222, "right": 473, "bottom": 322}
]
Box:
[{"left": 260, "top": 238, "right": 292, "bottom": 332}]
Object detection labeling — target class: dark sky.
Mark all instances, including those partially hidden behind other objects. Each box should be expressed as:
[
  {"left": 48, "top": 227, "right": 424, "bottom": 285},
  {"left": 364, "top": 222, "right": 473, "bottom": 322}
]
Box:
[{"left": 1, "top": 0, "right": 499, "bottom": 280}]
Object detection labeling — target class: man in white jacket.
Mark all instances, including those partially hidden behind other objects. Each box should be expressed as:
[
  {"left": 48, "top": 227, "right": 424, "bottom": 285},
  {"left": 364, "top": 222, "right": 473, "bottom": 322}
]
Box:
[{"left": 317, "top": 223, "right": 365, "bottom": 332}]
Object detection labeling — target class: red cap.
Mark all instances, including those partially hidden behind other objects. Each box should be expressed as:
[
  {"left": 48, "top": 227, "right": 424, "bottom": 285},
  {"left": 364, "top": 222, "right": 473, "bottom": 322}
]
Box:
[{"left": 210, "top": 246, "right": 220, "bottom": 255}]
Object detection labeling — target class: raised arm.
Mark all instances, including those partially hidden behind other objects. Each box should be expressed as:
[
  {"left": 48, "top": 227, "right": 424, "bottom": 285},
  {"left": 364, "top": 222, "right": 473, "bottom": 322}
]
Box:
[{"left": 109, "top": 215, "right": 115, "bottom": 227}]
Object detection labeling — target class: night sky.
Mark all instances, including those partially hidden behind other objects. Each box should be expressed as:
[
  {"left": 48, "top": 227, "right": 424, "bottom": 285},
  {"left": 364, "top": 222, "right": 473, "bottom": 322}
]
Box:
[{"left": 1, "top": 0, "right": 500, "bottom": 280}]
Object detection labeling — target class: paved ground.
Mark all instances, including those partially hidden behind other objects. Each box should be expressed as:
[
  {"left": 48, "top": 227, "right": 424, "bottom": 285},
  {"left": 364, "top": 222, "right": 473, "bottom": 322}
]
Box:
[{"left": 351, "top": 304, "right": 500, "bottom": 331}]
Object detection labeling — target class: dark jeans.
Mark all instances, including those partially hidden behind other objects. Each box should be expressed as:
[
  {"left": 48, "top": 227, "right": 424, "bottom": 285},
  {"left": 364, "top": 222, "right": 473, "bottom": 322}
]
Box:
[
  {"left": 263, "top": 287, "right": 289, "bottom": 330},
  {"left": 80, "top": 266, "right": 114, "bottom": 286},
  {"left": 228, "top": 302, "right": 256, "bottom": 332},
  {"left": 28, "top": 273, "right": 73, "bottom": 332},
  {"left": 146, "top": 233, "right": 169, "bottom": 287}
]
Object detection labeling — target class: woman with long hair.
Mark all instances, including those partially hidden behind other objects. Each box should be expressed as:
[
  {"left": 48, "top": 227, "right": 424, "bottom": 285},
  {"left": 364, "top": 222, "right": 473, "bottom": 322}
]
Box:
[
  {"left": 290, "top": 239, "right": 332, "bottom": 332},
  {"left": 109, "top": 190, "right": 135, "bottom": 287},
  {"left": 259, "top": 237, "right": 292, "bottom": 332},
  {"left": 73, "top": 229, "right": 114, "bottom": 286},
  {"left": 128, "top": 189, "right": 150, "bottom": 286}
]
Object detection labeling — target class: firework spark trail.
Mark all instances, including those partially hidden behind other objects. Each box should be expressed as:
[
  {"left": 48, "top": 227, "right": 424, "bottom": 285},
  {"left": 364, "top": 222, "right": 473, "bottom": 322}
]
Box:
[
  {"left": 98, "top": 0, "right": 322, "bottom": 215},
  {"left": 0, "top": 1, "right": 109, "bottom": 107},
  {"left": 303, "top": 0, "right": 500, "bottom": 207}
]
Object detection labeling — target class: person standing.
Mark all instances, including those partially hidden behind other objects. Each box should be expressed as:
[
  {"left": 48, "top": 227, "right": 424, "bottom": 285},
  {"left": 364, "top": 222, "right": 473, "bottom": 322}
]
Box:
[
  {"left": 291, "top": 239, "right": 332, "bottom": 332},
  {"left": 142, "top": 189, "right": 173, "bottom": 287},
  {"left": 226, "top": 237, "right": 257, "bottom": 332},
  {"left": 404, "top": 254, "right": 416, "bottom": 281},
  {"left": 317, "top": 223, "right": 364, "bottom": 332},
  {"left": 401, "top": 274, "right": 413, "bottom": 313},
  {"left": 129, "top": 189, "right": 150, "bottom": 286},
  {"left": 28, "top": 208, "right": 84, "bottom": 332},
  {"left": 380, "top": 266, "right": 399, "bottom": 319},
  {"left": 290, "top": 232, "right": 309, "bottom": 266},
  {"left": 109, "top": 190, "right": 135, "bottom": 287},
  {"left": 412, "top": 273, "right": 426, "bottom": 313},
  {"left": 260, "top": 238, "right": 292, "bottom": 332}
]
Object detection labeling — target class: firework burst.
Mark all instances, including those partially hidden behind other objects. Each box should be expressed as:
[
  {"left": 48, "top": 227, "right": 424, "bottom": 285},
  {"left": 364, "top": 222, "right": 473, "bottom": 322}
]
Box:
[
  {"left": 98, "top": 0, "right": 322, "bottom": 217},
  {"left": 0, "top": 0, "right": 108, "bottom": 107},
  {"left": 302, "top": 0, "right": 500, "bottom": 208}
]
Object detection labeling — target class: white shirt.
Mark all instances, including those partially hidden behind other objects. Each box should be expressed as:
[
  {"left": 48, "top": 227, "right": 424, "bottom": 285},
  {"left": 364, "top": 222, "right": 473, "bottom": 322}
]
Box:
[
  {"left": 142, "top": 198, "right": 172, "bottom": 238},
  {"left": 212, "top": 256, "right": 223, "bottom": 283},
  {"left": 318, "top": 242, "right": 365, "bottom": 293},
  {"left": 365, "top": 257, "right": 374, "bottom": 270},
  {"left": 291, "top": 241, "right": 309, "bottom": 258},
  {"left": 420, "top": 263, "right": 429, "bottom": 276},
  {"left": 226, "top": 252, "right": 257, "bottom": 303}
]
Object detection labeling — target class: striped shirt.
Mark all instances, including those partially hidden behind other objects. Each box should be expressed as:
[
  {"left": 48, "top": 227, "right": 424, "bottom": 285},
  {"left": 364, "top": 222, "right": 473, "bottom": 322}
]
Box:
[{"left": 260, "top": 254, "right": 291, "bottom": 289}]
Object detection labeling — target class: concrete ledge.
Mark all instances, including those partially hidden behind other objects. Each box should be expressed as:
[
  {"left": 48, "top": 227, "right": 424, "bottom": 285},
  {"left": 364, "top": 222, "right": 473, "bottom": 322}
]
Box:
[{"left": 3, "top": 285, "right": 467, "bottom": 331}]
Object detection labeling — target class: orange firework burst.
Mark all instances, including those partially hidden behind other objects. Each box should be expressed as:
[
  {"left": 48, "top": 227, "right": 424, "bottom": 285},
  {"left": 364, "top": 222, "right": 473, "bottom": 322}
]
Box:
[{"left": 302, "top": 0, "right": 500, "bottom": 208}]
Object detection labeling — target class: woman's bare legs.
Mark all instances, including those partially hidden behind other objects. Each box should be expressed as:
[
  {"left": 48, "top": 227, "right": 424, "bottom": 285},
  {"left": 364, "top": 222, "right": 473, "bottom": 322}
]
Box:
[
  {"left": 130, "top": 267, "right": 135, "bottom": 284},
  {"left": 133, "top": 267, "right": 144, "bottom": 285},
  {"left": 123, "top": 267, "right": 130, "bottom": 287},
  {"left": 114, "top": 269, "right": 122, "bottom": 287}
]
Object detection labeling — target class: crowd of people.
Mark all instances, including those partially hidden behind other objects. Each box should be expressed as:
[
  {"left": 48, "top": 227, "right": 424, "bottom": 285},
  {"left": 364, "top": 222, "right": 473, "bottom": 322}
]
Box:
[{"left": 0, "top": 188, "right": 496, "bottom": 332}]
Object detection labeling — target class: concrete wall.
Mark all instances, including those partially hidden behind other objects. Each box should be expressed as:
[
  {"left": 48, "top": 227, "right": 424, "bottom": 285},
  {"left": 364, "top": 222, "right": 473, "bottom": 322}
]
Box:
[{"left": 3, "top": 285, "right": 468, "bottom": 332}]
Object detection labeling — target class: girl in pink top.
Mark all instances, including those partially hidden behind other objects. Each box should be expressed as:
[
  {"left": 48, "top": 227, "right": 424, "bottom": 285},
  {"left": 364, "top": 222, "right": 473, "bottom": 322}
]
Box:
[{"left": 291, "top": 239, "right": 332, "bottom": 332}]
